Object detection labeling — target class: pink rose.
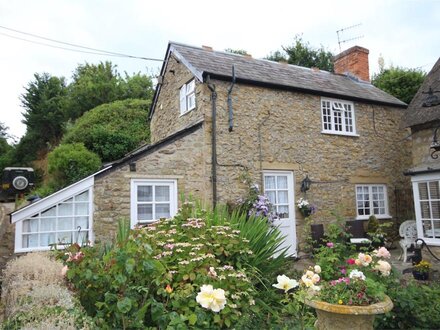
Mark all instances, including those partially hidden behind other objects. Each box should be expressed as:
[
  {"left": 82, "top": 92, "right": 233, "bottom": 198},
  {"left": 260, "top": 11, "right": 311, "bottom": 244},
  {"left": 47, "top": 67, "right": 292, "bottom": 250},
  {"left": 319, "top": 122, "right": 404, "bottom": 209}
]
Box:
[{"left": 326, "top": 242, "right": 334, "bottom": 248}]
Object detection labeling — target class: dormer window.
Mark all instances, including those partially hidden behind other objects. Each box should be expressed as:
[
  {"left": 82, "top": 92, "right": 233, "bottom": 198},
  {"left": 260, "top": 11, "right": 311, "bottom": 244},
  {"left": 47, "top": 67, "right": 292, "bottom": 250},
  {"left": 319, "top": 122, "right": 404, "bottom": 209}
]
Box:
[
  {"left": 321, "top": 98, "right": 357, "bottom": 136},
  {"left": 180, "top": 79, "right": 196, "bottom": 115}
]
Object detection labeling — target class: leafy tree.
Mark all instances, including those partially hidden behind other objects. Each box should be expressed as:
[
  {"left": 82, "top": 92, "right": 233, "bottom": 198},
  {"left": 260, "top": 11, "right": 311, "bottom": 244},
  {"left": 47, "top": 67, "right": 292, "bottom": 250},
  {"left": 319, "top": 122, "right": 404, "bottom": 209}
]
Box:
[
  {"left": 0, "top": 122, "right": 13, "bottom": 171},
  {"left": 20, "top": 73, "right": 68, "bottom": 151},
  {"left": 62, "top": 99, "right": 150, "bottom": 162},
  {"left": 66, "top": 62, "right": 123, "bottom": 120},
  {"left": 267, "top": 35, "right": 335, "bottom": 72},
  {"left": 371, "top": 66, "right": 426, "bottom": 104},
  {"left": 47, "top": 143, "right": 101, "bottom": 189},
  {"left": 120, "top": 72, "right": 154, "bottom": 100}
]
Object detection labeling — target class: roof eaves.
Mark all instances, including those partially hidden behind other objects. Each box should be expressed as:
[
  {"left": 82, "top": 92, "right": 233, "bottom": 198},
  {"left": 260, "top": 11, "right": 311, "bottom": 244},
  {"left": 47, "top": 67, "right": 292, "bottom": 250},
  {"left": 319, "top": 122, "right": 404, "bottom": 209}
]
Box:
[
  {"left": 96, "top": 119, "right": 204, "bottom": 178},
  {"left": 203, "top": 72, "right": 407, "bottom": 109}
]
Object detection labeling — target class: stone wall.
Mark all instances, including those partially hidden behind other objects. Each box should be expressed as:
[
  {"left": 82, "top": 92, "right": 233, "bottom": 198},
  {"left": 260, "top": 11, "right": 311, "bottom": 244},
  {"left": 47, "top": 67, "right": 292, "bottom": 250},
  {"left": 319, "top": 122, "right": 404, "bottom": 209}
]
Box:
[
  {"left": 92, "top": 127, "right": 210, "bottom": 241},
  {"left": 151, "top": 55, "right": 206, "bottom": 143},
  {"left": 410, "top": 124, "right": 437, "bottom": 168},
  {"left": 0, "top": 203, "right": 15, "bottom": 272}
]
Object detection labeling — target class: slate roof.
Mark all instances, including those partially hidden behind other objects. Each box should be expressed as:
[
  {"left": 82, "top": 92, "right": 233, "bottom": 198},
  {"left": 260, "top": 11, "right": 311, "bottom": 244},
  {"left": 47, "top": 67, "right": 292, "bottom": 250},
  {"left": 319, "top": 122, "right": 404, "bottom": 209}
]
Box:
[
  {"left": 166, "top": 42, "right": 406, "bottom": 108},
  {"left": 404, "top": 57, "right": 440, "bottom": 128}
]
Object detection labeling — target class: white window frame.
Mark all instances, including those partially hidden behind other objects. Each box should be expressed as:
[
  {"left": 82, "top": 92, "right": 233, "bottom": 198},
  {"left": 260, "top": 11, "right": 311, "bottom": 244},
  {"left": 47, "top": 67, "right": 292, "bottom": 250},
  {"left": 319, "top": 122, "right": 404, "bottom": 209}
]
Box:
[
  {"left": 179, "top": 79, "right": 196, "bottom": 115},
  {"left": 411, "top": 173, "right": 440, "bottom": 246},
  {"left": 321, "top": 98, "right": 357, "bottom": 136},
  {"left": 130, "top": 179, "right": 178, "bottom": 228},
  {"left": 355, "top": 184, "right": 390, "bottom": 220},
  {"left": 14, "top": 187, "right": 93, "bottom": 253}
]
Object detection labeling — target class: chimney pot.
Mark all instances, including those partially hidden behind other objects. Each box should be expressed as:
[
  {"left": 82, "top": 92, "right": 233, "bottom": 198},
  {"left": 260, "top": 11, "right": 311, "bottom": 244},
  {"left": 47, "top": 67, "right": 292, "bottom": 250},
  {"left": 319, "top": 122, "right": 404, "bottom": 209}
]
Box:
[
  {"left": 334, "top": 46, "right": 370, "bottom": 82},
  {"left": 202, "top": 45, "right": 213, "bottom": 51}
]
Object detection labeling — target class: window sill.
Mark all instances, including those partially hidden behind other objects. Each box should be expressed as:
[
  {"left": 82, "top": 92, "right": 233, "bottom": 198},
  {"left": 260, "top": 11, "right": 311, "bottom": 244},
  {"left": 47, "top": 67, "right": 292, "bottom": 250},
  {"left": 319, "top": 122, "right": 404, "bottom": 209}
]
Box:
[
  {"left": 355, "top": 215, "right": 392, "bottom": 221},
  {"left": 179, "top": 107, "right": 195, "bottom": 117},
  {"left": 321, "top": 131, "right": 359, "bottom": 137}
]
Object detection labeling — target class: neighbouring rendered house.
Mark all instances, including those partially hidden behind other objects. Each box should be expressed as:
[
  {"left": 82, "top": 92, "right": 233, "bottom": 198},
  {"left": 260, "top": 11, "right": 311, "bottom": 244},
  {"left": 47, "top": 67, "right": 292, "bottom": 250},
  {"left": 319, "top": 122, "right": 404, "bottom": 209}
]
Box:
[
  {"left": 10, "top": 43, "right": 412, "bottom": 257},
  {"left": 403, "top": 57, "right": 440, "bottom": 251}
]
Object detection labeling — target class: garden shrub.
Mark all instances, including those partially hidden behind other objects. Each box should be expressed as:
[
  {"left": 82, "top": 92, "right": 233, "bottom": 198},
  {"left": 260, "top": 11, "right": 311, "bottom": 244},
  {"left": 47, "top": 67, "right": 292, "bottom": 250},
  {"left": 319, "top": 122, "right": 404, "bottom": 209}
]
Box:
[
  {"left": 47, "top": 143, "right": 101, "bottom": 189},
  {"left": 59, "top": 203, "right": 292, "bottom": 329},
  {"left": 1, "top": 252, "right": 92, "bottom": 329},
  {"left": 375, "top": 279, "right": 440, "bottom": 329}
]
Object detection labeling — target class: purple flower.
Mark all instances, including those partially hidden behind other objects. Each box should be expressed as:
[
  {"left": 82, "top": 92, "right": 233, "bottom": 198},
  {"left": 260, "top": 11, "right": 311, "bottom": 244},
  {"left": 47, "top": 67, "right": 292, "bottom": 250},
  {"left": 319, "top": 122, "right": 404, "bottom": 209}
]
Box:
[{"left": 326, "top": 242, "right": 334, "bottom": 248}]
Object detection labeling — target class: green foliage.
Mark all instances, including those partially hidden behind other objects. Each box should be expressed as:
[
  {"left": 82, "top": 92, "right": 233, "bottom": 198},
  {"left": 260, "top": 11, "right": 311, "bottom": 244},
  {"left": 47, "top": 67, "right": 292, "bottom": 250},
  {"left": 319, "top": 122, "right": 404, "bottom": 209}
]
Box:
[
  {"left": 62, "top": 99, "right": 150, "bottom": 161},
  {"left": 267, "top": 35, "right": 334, "bottom": 72},
  {"left": 375, "top": 280, "right": 440, "bottom": 329},
  {"left": 66, "top": 62, "right": 154, "bottom": 120},
  {"left": 20, "top": 73, "right": 68, "bottom": 150},
  {"left": 47, "top": 143, "right": 101, "bottom": 189},
  {"left": 57, "top": 203, "right": 293, "bottom": 329},
  {"left": 371, "top": 65, "right": 426, "bottom": 104},
  {"left": 0, "top": 123, "right": 14, "bottom": 171}
]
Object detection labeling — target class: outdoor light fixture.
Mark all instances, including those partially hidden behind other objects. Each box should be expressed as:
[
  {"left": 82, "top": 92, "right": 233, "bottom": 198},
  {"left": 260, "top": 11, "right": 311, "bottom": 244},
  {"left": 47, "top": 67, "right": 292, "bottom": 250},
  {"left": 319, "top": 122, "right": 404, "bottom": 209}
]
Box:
[
  {"left": 129, "top": 162, "right": 137, "bottom": 172},
  {"left": 300, "top": 175, "right": 312, "bottom": 192}
]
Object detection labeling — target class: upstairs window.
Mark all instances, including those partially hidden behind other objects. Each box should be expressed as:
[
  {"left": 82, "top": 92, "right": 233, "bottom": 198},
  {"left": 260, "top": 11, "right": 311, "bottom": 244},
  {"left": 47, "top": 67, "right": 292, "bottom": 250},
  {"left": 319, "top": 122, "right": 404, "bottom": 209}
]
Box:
[
  {"left": 355, "top": 184, "right": 389, "bottom": 219},
  {"left": 321, "top": 98, "right": 356, "bottom": 135},
  {"left": 180, "top": 79, "right": 196, "bottom": 115}
]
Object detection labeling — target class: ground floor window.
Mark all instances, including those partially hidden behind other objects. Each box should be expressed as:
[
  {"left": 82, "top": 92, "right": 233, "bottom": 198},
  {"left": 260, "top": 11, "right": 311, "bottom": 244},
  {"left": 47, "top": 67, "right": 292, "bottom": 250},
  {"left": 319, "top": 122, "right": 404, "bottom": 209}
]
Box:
[
  {"left": 412, "top": 174, "right": 440, "bottom": 245},
  {"left": 355, "top": 184, "right": 389, "bottom": 219},
  {"left": 130, "top": 179, "right": 178, "bottom": 227},
  {"left": 16, "top": 189, "right": 91, "bottom": 251}
]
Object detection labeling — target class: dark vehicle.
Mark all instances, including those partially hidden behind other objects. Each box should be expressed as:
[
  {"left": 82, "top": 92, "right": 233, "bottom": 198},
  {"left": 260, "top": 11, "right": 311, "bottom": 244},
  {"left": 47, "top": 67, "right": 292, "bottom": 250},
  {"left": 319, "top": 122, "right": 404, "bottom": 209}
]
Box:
[{"left": 0, "top": 167, "right": 35, "bottom": 201}]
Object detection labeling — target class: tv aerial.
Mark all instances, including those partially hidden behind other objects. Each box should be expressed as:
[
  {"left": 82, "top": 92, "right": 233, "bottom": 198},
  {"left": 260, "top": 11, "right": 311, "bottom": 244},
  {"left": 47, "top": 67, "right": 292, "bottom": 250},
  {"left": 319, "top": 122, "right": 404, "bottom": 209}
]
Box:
[{"left": 336, "top": 23, "right": 364, "bottom": 52}]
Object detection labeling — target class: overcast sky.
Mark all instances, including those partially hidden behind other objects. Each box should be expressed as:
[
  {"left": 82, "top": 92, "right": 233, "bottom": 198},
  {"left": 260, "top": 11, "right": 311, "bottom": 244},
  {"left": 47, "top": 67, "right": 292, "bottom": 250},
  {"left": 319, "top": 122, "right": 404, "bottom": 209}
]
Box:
[{"left": 1, "top": 0, "right": 439, "bottom": 140}]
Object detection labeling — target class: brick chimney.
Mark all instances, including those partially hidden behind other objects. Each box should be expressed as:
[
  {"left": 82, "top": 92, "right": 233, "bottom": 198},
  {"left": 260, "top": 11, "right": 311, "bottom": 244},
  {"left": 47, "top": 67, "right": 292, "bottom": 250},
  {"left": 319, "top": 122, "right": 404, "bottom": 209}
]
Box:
[{"left": 334, "top": 46, "right": 370, "bottom": 82}]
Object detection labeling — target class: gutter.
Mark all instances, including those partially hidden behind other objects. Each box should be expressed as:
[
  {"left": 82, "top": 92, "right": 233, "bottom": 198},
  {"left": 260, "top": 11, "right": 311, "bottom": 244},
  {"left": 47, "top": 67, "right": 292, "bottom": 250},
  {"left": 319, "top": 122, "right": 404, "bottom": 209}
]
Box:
[
  {"left": 207, "top": 75, "right": 218, "bottom": 208},
  {"left": 403, "top": 168, "right": 440, "bottom": 176}
]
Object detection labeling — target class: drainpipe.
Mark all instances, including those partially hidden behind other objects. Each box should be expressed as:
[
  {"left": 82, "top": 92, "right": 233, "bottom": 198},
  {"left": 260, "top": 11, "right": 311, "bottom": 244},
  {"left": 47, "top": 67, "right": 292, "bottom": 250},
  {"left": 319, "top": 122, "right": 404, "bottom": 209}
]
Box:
[
  {"left": 227, "top": 65, "right": 236, "bottom": 132},
  {"left": 207, "top": 75, "right": 218, "bottom": 208}
]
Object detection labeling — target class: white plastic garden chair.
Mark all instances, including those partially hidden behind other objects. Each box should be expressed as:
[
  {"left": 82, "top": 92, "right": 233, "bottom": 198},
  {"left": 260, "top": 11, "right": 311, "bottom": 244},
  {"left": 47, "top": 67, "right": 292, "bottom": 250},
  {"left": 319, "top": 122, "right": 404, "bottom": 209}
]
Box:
[{"left": 398, "top": 220, "right": 417, "bottom": 263}]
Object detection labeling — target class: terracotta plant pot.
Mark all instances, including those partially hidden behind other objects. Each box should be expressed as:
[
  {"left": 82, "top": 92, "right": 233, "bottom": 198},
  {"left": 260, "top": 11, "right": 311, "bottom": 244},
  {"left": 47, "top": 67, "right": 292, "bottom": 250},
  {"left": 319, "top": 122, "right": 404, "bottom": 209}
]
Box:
[{"left": 305, "top": 295, "right": 393, "bottom": 330}]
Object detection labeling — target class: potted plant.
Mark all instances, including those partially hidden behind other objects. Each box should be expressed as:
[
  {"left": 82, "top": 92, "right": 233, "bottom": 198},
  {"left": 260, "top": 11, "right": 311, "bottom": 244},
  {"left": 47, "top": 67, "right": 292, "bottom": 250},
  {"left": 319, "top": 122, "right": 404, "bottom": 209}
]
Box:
[
  {"left": 412, "top": 260, "right": 431, "bottom": 280},
  {"left": 273, "top": 246, "right": 394, "bottom": 330},
  {"left": 297, "top": 197, "right": 316, "bottom": 218}
]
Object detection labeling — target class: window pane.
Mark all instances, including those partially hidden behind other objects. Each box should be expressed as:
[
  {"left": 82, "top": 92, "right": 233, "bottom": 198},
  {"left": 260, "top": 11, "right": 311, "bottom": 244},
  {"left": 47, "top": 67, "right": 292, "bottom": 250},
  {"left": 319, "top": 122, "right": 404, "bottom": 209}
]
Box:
[
  {"left": 75, "top": 191, "right": 89, "bottom": 201},
  {"left": 264, "top": 176, "right": 276, "bottom": 189},
  {"left": 434, "top": 221, "right": 440, "bottom": 238},
  {"left": 41, "top": 206, "right": 56, "bottom": 217},
  {"left": 187, "top": 80, "right": 195, "bottom": 93},
  {"left": 419, "top": 182, "right": 429, "bottom": 200},
  {"left": 277, "top": 205, "right": 289, "bottom": 218},
  {"left": 22, "top": 234, "right": 38, "bottom": 248},
  {"left": 277, "top": 176, "right": 287, "bottom": 189},
  {"left": 41, "top": 218, "right": 56, "bottom": 232},
  {"left": 75, "top": 217, "right": 89, "bottom": 231},
  {"left": 188, "top": 93, "right": 196, "bottom": 109},
  {"left": 59, "top": 203, "right": 73, "bottom": 216},
  {"left": 58, "top": 232, "right": 73, "bottom": 244},
  {"left": 75, "top": 203, "right": 89, "bottom": 215},
  {"left": 156, "top": 204, "right": 170, "bottom": 219},
  {"left": 155, "top": 186, "right": 170, "bottom": 202},
  {"left": 138, "top": 204, "right": 153, "bottom": 221},
  {"left": 58, "top": 217, "right": 73, "bottom": 231},
  {"left": 138, "top": 186, "right": 153, "bottom": 202},
  {"left": 40, "top": 233, "right": 56, "bottom": 246},
  {"left": 75, "top": 231, "right": 89, "bottom": 245},
  {"left": 421, "top": 201, "right": 431, "bottom": 218},
  {"left": 278, "top": 191, "right": 288, "bottom": 204},
  {"left": 265, "top": 191, "right": 276, "bottom": 204},
  {"left": 429, "top": 182, "right": 440, "bottom": 200},
  {"left": 432, "top": 201, "right": 440, "bottom": 219},
  {"left": 23, "top": 219, "right": 38, "bottom": 233}
]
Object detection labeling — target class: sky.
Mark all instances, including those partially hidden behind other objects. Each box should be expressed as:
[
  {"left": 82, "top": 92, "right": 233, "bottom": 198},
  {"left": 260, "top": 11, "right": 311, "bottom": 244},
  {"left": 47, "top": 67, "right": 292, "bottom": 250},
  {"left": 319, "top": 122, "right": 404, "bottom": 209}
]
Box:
[{"left": 1, "top": 0, "right": 439, "bottom": 141}]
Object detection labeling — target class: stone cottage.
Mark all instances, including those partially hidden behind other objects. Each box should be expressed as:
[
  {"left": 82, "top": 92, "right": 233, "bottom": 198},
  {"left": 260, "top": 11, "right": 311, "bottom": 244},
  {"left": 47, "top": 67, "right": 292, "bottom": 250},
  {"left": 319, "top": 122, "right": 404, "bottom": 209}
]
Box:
[
  {"left": 403, "top": 57, "right": 440, "bottom": 252},
  {"left": 10, "top": 43, "right": 411, "bottom": 256}
]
